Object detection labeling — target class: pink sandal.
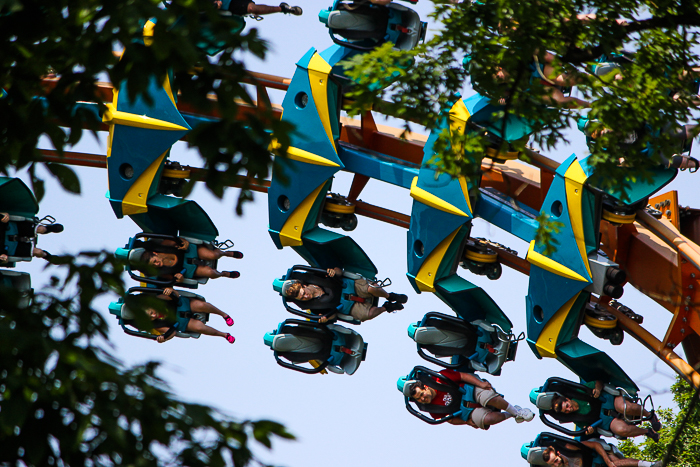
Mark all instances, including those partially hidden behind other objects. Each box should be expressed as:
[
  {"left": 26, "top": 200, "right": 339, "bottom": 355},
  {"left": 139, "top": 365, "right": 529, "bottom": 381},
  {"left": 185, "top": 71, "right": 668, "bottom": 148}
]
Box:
[
  {"left": 226, "top": 333, "right": 235, "bottom": 344},
  {"left": 223, "top": 314, "right": 234, "bottom": 326}
]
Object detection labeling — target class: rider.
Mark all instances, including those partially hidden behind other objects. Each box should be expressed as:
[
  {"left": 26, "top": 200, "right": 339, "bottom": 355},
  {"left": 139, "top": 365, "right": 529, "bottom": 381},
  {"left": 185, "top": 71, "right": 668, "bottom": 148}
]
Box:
[
  {"left": 281, "top": 267, "right": 407, "bottom": 323},
  {"left": 133, "top": 236, "right": 243, "bottom": 282},
  {"left": 548, "top": 380, "right": 661, "bottom": 442},
  {"left": 403, "top": 369, "right": 535, "bottom": 429},
  {"left": 0, "top": 212, "right": 63, "bottom": 263},
  {"left": 581, "top": 117, "right": 699, "bottom": 171},
  {"left": 132, "top": 287, "right": 235, "bottom": 344}
]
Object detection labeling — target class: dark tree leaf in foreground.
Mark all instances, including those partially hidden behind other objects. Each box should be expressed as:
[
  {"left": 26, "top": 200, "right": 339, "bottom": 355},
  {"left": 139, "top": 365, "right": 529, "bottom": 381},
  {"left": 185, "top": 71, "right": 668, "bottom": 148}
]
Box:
[{"left": 0, "top": 253, "right": 294, "bottom": 466}]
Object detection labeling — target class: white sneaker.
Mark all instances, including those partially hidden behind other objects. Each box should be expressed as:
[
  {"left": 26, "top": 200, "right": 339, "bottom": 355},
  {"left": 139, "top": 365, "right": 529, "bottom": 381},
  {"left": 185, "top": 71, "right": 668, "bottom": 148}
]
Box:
[{"left": 514, "top": 406, "right": 535, "bottom": 423}]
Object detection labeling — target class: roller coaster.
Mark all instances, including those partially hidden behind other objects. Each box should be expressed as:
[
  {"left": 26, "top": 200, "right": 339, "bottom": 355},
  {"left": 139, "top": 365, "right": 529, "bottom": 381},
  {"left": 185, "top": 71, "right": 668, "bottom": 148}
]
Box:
[{"left": 4, "top": 0, "right": 700, "bottom": 462}]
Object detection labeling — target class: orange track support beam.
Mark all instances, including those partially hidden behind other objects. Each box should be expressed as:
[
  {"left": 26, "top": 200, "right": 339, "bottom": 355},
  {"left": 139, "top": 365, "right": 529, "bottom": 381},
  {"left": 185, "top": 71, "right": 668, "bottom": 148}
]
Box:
[
  {"left": 41, "top": 72, "right": 700, "bottom": 387},
  {"left": 603, "top": 302, "right": 700, "bottom": 388}
]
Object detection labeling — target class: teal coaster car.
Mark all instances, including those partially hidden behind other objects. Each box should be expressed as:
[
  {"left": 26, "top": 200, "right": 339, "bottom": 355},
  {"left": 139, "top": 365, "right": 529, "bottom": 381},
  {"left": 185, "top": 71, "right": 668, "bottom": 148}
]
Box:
[
  {"left": 588, "top": 52, "right": 634, "bottom": 82},
  {"left": 319, "top": 0, "right": 426, "bottom": 52},
  {"left": 273, "top": 264, "right": 380, "bottom": 325},
  {"left": 522, "top": 432, "right": 614, "bottom": 467},
  {"left": 108, "top": 286, "right": 209, "bottom": 340},
  {"left": 407, "top": 312, "right": 523, "bottom": 375},
  {"left": 0, "top": 177, "right": 60, "bottom": 267},
  {"left": 116, "top": 232, "right": 233, "bottom": 289},
  {"left": 529, "top": 376, "right": 652, "bottom": 438},
  {"left": 263, "top": 319, "right": 367, "bottom": 375},
  {"left": 1, "top": 215, "right": 38, "bottom": 266}
]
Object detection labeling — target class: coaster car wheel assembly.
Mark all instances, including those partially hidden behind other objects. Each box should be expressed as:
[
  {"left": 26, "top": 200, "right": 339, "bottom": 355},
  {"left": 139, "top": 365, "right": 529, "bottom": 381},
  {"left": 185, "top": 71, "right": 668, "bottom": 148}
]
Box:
[
  {"left": 158, "top": 160, "right": 191, "bottom": 197},
  {"left": 320, "top": 193, "right": 358, "bottom": 231},
  {"left": 460, "top": 238, "right": 502, "bottom": 280},
  {"left": 584, "top": 302, "right": 624, "bottom": 345}
]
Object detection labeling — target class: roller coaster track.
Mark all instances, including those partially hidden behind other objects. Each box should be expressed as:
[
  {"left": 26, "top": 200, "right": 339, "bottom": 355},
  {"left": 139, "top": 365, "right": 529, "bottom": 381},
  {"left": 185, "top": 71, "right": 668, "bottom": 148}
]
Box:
[{"left": 39, "top": 73, "right": 700, "bottom": 388}]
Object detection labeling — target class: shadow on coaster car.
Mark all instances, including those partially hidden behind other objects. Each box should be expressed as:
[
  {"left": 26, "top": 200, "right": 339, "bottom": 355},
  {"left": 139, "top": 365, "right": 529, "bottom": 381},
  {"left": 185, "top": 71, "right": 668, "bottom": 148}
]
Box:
[
  {"left": 407, "top": 312, "right": 523, "bottom": 375},
  {"left": 0, "top": 177, "right": 57, "bottom": 267},
  {"left": 398, "top": 366, "right": 479, "bottom": 425},
  {"left": 116, "top": 232, "right": 233, "bottom": 289},
  {"left": 273, "top": 264, "right": 379, "bottom": 325},
  {"left": 263, "top": 318, "right": 367, "bottom": 375},
  {"left": 529, "top": 376, "right": 652, "bottom": 438},
  {"left": 0, "top": 270, "right": 33, "bottom": 309},
  {"left": 108, "top": 286, "right": 209, "bottom": 340},
  {"left": 319, "top": 0, "right": 426, "bottom": 52}
]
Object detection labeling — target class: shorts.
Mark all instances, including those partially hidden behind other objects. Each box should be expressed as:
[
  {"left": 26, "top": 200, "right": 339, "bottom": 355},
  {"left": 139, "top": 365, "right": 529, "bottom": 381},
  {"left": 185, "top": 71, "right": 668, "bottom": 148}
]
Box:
[
  {"left": 468, "top": 386, "right": 501, "bottom": 429},
  {"left": 588, "top": 438, "right": 624, "bottom": 458},
  {"left": 349, "top": 279, "right": 374, "bottom": 321},
  {"left": 226, "top": 0, "right": 254, "bottom": 15},
  {"left": 469, "top": 407, "right": 492, "bottom": 430},
  {"left": 473, "top": 385, "right": 500, "bottom": 407}
]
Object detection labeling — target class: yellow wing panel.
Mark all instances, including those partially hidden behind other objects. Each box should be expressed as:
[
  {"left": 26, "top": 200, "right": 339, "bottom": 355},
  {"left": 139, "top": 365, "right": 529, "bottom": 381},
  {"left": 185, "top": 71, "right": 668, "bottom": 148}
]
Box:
[
  {"left": 564, "top": 160, "right": 592, "bottom": 278},
  {"left": 535, "top": 292, "right": 581, "bottom": 358},
  {"left": 448, "top": 99, "right": 470, "bottom": 135},
  {"left": 526, "top": 241, "right": 588, "bottom": 282},
  {"left": 414, "top": 227, "right": 461, "bottom": 292},
  {"left": 102, "top": 106, "right": 188, "bottom": 131},
  {"left": 458, "top": 176, "right": 474, "bottom": 216},
  {"left": 122, "top": 151, "right": 167, "bottom": 216},
  {"left": 287, "top": 146, "right": 340, "bottom": 167},
  {"left": 307, "top": 53, "right": 336, "bottom": 153},
  {"left": 410, "top": 177, "right": 470, "bottom": 218},
  {"left": 279, "top": 182, "right": 327, "bottom": 247}
]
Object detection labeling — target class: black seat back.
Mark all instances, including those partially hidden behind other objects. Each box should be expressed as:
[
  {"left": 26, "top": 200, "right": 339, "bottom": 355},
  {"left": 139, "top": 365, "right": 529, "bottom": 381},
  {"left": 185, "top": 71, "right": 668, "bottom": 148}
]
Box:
[
  {"left": 333, "top": 2, "right": 389, "bottom": 41},
  {"left": 413, "top": 371, "right": 464, "bottom": 415},
  {"left": 420, "top": 315, "right": 479, "bottom": 358},
  {"left": 275, "top": 323, "right": 333, "bottom": 363},
  {"left": 286, "top": 270, "right": 343, "bottom": 311}
]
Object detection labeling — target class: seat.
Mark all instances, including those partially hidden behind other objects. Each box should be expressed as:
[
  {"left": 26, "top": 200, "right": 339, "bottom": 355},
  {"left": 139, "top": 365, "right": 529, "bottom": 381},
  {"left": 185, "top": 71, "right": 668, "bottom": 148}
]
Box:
[
  {"left": 108, "top": 286, "right": 208, "bottom": 340},
  {"left": 319, "top": 1, "right": 426, "bottom": 52},
  {"left": 273, "top": 265, "right": 378, "bottom": 325},
  {"left": 0, "top": 270, "right": 33, "bottom": 309},
  {"left": 116, "top": 232, "right": 222, "bottom": 289},
  {"left": 263, "top": 319, "right": 368, "bottom": 375},
  {"left": 326, "top": 3, "right": 389, "bottom": 42},
  {"left": 407, "top": 312, "right": 521, "bottom": 375},
  {"left": 521, "top": 432, "right": 595, "bottom": 466},
  {"left": 589, "top": 52, "right": 634, "bottom": 83}
]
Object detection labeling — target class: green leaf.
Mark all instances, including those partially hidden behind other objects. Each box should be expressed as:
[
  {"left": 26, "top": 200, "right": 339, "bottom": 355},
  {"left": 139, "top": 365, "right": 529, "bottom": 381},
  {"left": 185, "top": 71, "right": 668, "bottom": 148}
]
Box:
[{"left": 45, "top": 163, "right": 81, "bottom": 194}]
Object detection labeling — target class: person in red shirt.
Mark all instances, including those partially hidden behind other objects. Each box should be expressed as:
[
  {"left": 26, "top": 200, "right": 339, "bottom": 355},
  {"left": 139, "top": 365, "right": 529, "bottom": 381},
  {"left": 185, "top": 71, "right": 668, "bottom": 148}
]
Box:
[{"left": 403, "top": 369, "right": 535, "bottom": 430}]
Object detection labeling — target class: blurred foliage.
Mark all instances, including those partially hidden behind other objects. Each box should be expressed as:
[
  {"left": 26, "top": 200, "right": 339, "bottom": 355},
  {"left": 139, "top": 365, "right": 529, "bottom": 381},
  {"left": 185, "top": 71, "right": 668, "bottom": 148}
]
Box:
[
  {"left": 343, "top": 0, "right": 700, "bottom": 195},
  {"left": 0, "top": 0, "right": 291, "bottom": 207},
  {"left": 0, "top": 252, "right": 294, "bottom": 466},
  {"left": 534, "top": 212, "right": 564, "bottom": 256},
  {"left": 618, "top": 376, "right": 700, "bottom": 467}
]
